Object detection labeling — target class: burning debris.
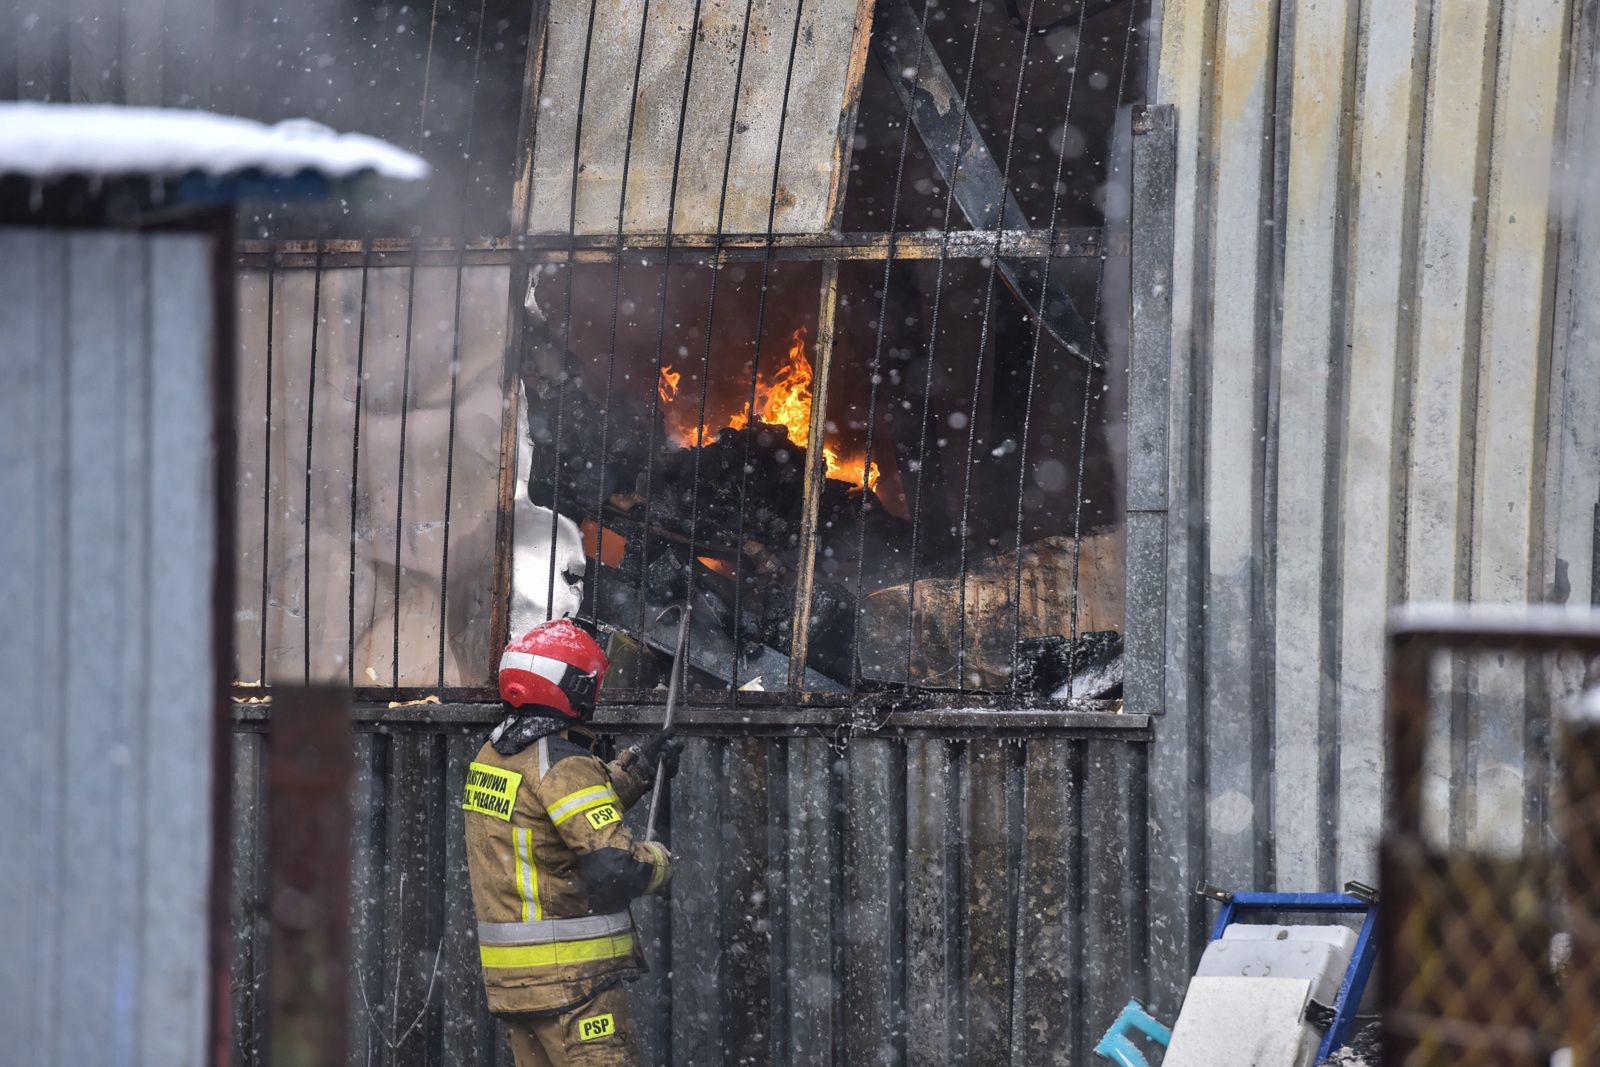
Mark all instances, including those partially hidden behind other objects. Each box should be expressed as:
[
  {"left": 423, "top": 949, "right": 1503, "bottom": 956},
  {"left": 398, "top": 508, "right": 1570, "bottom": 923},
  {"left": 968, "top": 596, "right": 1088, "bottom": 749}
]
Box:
[{"left": 517, "top": 278, "right": 909, "bottom": 686}]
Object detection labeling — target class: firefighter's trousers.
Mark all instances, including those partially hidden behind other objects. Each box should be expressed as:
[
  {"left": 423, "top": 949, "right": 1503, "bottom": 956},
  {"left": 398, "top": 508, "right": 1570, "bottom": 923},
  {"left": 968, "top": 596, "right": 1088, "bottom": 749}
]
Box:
[{"left": 501, "top": 984, "right": 642, "bottom": 1067}]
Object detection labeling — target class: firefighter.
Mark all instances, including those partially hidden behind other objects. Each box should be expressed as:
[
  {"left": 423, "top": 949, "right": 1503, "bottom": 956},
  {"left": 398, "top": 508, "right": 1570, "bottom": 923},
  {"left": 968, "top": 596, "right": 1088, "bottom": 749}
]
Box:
[{"left": 464, "top": 619, "right": 681, "bottom": 1066}]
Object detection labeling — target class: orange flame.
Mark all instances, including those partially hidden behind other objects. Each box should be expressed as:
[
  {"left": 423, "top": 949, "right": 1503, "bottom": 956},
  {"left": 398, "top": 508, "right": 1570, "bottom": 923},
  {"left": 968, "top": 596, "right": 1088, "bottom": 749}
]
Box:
[
  {"left": 667, "top": 328, "right": 880, "bottom": 491},
  {"left": 658, "top": 365, "right": 681, "bottom": 404}
]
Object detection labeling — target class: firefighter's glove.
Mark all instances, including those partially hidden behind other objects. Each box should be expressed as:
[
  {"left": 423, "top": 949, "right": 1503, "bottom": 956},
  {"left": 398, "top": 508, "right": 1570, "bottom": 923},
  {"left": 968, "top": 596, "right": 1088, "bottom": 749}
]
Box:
[{"left": 637, "top": 726, "right": 682, "bottom": 784}]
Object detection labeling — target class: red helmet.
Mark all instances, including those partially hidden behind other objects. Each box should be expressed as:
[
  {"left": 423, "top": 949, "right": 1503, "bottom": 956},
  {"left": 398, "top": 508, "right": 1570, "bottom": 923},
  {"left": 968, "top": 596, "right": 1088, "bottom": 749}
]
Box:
[{"left": 498, "top": 619, "right": 610, "bottom": 719}]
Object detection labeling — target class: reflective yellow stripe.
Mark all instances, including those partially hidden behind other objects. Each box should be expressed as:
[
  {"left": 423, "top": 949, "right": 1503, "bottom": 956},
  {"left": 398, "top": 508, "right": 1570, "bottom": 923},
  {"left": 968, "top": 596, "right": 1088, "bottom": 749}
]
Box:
[
  {"left": 514, "top": 828, "right": 541, "bottom": 922},
  {"left": 479, "top": 931, "right": 636, "bottom": 970},
  {"left": 546, "top": 784, "right": 619, "bottom": 826}
]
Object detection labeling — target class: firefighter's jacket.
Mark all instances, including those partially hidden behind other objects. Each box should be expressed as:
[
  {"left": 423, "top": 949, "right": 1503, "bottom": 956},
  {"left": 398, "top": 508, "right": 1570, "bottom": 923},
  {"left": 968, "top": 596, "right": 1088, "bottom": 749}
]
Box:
[{"left": 463, "top": 731, "right": 671, "bottom": 1015}]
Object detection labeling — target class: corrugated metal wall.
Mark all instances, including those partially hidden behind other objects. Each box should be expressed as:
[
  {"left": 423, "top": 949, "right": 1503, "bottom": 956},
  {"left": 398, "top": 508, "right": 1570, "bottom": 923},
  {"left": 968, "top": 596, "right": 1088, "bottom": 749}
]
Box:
[
  {"left": 229, "top": 711, "right": 1151, "bottom": 1066},
  {"left": 0, "top": 230, "right": 218, "bottom": 1066},
  {"left": 1130, "top": 0, "right": 1600, "bottom": 1017}
]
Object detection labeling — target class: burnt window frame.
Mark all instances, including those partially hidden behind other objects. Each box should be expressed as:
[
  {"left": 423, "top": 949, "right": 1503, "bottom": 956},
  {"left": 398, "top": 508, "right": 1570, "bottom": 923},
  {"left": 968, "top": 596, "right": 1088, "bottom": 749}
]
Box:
[{"left": 219, "top": 0, "right": 1146, "bottom": 708}]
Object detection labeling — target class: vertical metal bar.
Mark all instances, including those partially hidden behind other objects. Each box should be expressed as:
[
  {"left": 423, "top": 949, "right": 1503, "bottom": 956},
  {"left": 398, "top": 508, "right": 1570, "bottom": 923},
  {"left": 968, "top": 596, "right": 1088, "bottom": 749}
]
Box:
[
  {"left": 902, "top": 0, "right": 993, "bottom": 686},
  {"left": 265, "top": 686, "right": 354, "bottom": 1067},
  {"left": 786, "top": 262, "right": 842, "bottom": 689},
  {"left": 680, "top": 0, "right": 761, "bottom": 681},
  {"left": 346, "top": 244, "right": 370, "bottom": 690},
  {"left": 391, "top": 260, "right": 420, "bottom": 689},
  {"left": 586, "top": 0, "right": 656, "bottom": 629},
  {"left": 951, "top": 0, "right": 1051, "bottom": 689},
  {"left": 547, "top": 0, "right": 606, "bottom": 620},
  {"left": 630, "top": 0, "right": 713, "bottom": 643},
  {"left": 783, "top": 0, "right": 876, "bottom": 692},
  {"left": 206, "top": 207, "right": 241, "bottom": 1067},
  {"left": 303, "top": 240, "right": 323, "bottom": 684},
  {"left": 260, "top": 250, "right": 276, "bottom": 683},
  {"left": 437, "top": 0, "right": 492, "bottom": 687}
]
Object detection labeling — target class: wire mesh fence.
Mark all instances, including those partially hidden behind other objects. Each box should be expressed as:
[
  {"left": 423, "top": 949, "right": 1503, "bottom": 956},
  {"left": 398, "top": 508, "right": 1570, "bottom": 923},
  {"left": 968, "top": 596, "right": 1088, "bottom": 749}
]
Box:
[{"left": 1381, "top": 618, "right": 1600, "bottom": 1067}]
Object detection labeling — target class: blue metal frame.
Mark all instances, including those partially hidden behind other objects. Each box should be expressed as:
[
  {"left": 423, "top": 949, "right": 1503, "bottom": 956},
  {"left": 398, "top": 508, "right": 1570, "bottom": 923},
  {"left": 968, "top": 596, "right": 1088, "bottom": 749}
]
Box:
[
  {"left": 1206, "top": 891, "right": 1379, "bottom": 1063},
  {"left": 1092, "top": 999, "right": 1173, "bottom": 1067}
]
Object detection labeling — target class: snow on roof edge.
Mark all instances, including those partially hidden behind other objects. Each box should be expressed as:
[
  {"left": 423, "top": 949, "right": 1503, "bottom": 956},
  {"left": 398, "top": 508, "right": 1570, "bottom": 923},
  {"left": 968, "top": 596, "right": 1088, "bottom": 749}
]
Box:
[{"left": 0, "top": 104, "right": 428, "bottom": 183}]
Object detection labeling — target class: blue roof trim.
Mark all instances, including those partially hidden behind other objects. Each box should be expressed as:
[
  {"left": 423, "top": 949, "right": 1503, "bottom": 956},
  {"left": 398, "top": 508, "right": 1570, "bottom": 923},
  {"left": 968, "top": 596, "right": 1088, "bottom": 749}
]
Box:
[{"left": 175, "top": 169, "right": 336, "bottom": 204}]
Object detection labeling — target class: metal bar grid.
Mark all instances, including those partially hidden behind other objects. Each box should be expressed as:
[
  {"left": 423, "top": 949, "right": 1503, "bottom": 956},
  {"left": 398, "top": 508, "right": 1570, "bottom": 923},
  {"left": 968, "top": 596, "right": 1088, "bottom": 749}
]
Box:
[{"left": 230, "top": 0, "right": 1146, "bottom": 709}]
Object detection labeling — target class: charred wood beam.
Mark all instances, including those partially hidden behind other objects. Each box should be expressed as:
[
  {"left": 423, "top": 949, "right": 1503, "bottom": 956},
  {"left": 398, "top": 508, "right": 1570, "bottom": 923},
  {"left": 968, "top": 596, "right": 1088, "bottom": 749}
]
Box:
[
  {"left": 234, "top": 228, "right": 1115, "bottom": 269},
  {"left": 871, "top": 0, "right": 1105, "bottom": 366}
]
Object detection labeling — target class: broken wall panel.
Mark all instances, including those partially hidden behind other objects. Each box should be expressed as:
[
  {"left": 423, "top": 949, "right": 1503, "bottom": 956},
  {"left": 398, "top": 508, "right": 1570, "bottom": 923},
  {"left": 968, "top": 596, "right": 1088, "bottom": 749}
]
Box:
[{"left": 524, "top": 0, "right": 874, "bottom": 235}]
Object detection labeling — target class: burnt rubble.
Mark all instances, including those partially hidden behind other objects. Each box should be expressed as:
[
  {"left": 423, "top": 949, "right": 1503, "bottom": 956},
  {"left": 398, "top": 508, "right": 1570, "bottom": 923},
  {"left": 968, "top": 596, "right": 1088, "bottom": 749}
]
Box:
[{"left": 524, "top": 350, "right": 910, "bottom": 685}]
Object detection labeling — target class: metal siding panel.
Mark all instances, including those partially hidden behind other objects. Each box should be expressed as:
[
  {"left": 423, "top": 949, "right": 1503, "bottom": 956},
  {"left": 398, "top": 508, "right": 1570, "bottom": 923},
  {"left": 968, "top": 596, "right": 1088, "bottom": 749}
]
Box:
[
  {"left": 784, "top": 736, "right": 839, "bottom": 1067},
  {"left": 66, "top": 0, "right": 120, "bottom": 102},
  {"left": 1141, "top": 88, "right": 1208, "bottom": 1013},
  {"left": 0, "top": 230, "right": 59, "bottom": 1062},
  {"left": 962, "top": 739, "right": 1013, "bottom": 1067},
  {"left": 670, "top": 737, "right": 727, "bottom": 1064},
  {"left": 903, "top": 739, "right": 959, "bottom": 1065},
  {"left": 140, "top": 234, "right": 216, "bottom": 1067},
  {"left": 58, "top": 233, "right": 129, "bottom": 1065},
  {"left": 1545, "top": 0, "right": 1600, "bottom": 704},
  {"left": 1335, "top": 0, "right": 1430, "bottom": 885},
  {"left": 441, "top": 732, "right": 497, "bottom": 1067},
  {"left": 379, "top": 732, "right": 441, "bottom": 1065},
  {"left": 842, "top": 739, "right": 899, "bottom": 1066},
  {"left": 1126, "top": 104, "right": 1176, "bottom": 727},
  {"left": 348, "top": 732, "right": 386, "bottom": 1067},
  {"left": 1081, "top": 740, "right": 1140, "bottom": 1061},
  {"left": 114, "top": 236, "right": 155, "bottom": 1067},
  {"left": 1407, "top": 0, "right": 1499, "bottom": 850},
  {"left": 525, "top": 0, "right": 870, "bottom": 235},
  {"left": 1272, "top": 0, "right": 1357, "bottom": 892},
  {"left": 1470, "top": 0, "right": 1568, "bottom": 853},
  {"left": 723, "top": 736, "right": 776, "bottom": 1066},
  {"left": 231, "top": 731, "right": 268, "bottom": 1067},
  {"left": 1014, "top": 739, "right": 1080, "bottom": 1067},
  {"left": 615, "top": 732, "right": 671, "bottom": 1065},
  {"left": 120, "top": 0, "right": 164, "bottom": 105},
  {"left": 1202, "top": 0, "right": 1277, "bottom": 893}
]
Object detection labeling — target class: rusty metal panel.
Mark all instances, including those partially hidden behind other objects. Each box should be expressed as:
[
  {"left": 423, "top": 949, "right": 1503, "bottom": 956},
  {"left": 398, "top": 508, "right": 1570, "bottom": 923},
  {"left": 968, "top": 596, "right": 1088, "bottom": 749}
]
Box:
[
  {"left": 266, "top": 687, "right": 355, "bottom": 1067},
  {"left": 524, "top": 0, "right": 874, "bottom": 235}
]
